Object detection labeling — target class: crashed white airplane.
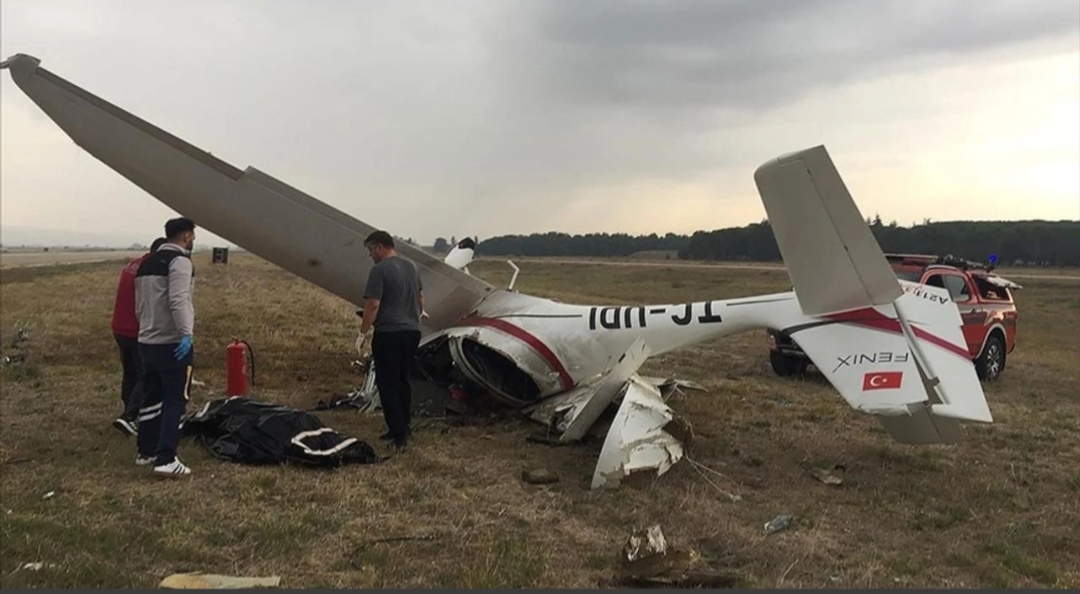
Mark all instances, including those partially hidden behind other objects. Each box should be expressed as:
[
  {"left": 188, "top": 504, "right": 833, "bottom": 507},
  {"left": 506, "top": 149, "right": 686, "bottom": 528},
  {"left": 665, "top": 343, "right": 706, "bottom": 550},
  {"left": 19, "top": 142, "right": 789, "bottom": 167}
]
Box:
[{"left": 2, "top": 54, "right": 994, "bottom": 488}]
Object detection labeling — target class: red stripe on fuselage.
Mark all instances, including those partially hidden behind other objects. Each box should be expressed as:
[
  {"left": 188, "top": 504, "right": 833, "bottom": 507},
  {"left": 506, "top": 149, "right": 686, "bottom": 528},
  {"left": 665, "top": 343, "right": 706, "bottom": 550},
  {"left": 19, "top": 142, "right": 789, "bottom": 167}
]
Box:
[
  {"left": 824, "top": 308, "right": 971, "bottom": 359},
  {"left": 454, "top": 316, "right": 574, "bottom": 391}
]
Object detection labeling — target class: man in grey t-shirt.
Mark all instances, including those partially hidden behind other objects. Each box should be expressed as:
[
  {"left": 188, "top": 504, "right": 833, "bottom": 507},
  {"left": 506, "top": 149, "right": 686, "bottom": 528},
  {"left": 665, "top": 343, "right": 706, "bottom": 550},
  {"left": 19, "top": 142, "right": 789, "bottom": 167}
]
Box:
[{"left": 358, "top": 230, "right": 424, "bottom": 449}]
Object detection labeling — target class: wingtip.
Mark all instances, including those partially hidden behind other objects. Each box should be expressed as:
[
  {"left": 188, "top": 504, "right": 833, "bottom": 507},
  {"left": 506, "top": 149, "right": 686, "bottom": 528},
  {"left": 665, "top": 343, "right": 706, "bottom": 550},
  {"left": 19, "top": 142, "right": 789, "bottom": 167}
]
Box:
[
  {"left": 753, "top": 144, "right": 830, "bottom": 183},
  {"left": 931, "top": 402, "right": 994, "bottom": 424},
  {"left": 1, "top": 53, "right": 41, "bottom": 74}
]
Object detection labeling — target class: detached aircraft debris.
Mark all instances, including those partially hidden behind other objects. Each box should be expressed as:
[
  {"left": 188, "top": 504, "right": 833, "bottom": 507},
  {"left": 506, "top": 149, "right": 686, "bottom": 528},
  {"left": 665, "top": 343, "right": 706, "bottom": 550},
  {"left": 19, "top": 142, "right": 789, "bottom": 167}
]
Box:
[{"left": 3, "top": 54, "right": 995, "bottom": 489}]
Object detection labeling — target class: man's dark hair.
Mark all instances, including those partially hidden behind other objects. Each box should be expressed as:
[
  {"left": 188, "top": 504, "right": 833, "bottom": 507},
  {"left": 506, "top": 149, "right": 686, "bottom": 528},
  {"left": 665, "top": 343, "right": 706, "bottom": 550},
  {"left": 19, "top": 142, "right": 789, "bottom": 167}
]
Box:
[
  {"left": 364, "top": 230, "right": 394, "bottom": 249},
  {"left": 150, "top": 237, "right": 167, "bottom": 253},
  {"left": 164, "top": 217, "right": 196, "bottom": 240}
]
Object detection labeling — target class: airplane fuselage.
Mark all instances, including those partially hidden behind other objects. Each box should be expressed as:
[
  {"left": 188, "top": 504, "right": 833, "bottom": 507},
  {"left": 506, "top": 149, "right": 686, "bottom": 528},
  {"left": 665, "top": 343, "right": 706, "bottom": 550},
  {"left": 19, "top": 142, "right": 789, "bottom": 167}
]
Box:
[{"left": 416, "top": 288, "right": 806, "bottom": 407}]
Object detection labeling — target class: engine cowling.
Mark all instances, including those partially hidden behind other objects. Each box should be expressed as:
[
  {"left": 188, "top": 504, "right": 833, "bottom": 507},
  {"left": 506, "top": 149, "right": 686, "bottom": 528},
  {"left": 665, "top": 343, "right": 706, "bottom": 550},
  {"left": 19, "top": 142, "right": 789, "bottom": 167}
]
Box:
[{"left": 415, "top": 325, "right": 565, "bottom": 408}]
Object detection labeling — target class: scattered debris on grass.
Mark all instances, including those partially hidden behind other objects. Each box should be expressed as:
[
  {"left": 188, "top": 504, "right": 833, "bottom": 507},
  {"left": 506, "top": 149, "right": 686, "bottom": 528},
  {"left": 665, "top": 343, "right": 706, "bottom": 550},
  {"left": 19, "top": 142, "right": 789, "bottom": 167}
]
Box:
[
  {"left": 612, "top": 524, "right": 739, "bottom": 588},
  {"left": 2, "top": 456, "right": 33, "bottom": 466},
  {"left": 159, "top": 572, "right": 281, "bottom": 589},
  {"left": 3, "top": 326, "right": 30, "bottom": 365},
  {"left": 15, "top": 562, "right": 56, "bottom": 572},
  {"left": 359, "top": 533, "right": 439, "bottom": 547},
  {"left": 686, "top": 457, "right": 742, "bottom": 502},
  {"left": 624, "top": 524, "right": 669, "bottom": 565},
  {"left": 807, "top": 465, "right": 844, "bottom": 486},
  {"left": 764, "top": 514, "right": 793, "bottom": 535},
  {"left": 522, "top": 468, "right": 559, "bottom": 485}
]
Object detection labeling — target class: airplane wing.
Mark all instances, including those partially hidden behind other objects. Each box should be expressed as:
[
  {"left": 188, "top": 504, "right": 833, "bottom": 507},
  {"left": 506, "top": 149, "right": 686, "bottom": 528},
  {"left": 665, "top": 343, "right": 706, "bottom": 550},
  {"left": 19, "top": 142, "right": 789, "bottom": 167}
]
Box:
[{"left": 2, "top": 53, "right": 495, "bottom": 333}]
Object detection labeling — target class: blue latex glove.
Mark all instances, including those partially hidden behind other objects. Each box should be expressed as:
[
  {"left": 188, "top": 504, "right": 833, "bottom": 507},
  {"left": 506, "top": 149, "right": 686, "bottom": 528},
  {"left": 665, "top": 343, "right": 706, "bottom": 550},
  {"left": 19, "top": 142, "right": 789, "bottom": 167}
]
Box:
[{"left": 174, "top": 335, "right": 193, "bottom": 360}]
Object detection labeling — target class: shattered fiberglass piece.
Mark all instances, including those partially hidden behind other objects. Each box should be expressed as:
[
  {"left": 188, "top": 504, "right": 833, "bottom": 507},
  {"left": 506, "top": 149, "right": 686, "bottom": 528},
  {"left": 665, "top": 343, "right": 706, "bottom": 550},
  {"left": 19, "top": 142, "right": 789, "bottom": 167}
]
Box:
[
  {"left": 559, "top": 337, "right": 650, "bottom": 442},
  {"left": 623, "top": 524, "right": 669, "bottom": 564},
  {"left": 591, "top": 376, "right": 685, "bottom": 489}
]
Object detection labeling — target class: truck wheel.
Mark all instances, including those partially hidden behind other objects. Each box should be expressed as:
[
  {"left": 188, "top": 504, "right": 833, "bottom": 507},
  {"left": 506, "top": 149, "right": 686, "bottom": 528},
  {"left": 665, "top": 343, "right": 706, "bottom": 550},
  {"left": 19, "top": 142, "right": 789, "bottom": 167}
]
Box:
[
  {"left": 769, "top": 351, "right": 803, "bottom": 377},
  {"left": 976, "top": 334, "right": 1005, "bottom": 381}
]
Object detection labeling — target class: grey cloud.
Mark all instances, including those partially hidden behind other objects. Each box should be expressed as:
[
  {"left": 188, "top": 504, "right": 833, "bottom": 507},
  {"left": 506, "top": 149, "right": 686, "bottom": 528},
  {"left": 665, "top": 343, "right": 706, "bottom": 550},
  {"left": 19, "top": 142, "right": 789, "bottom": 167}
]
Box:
[
  {"left": 505, "top": 0, "right": 1079, "bottom": 112},
  {"left": 447, "top": 0, "right": 1080, "bottom": 199},
  {"left": 2, "top": 0, "right": 1077, "bottom": 244}
]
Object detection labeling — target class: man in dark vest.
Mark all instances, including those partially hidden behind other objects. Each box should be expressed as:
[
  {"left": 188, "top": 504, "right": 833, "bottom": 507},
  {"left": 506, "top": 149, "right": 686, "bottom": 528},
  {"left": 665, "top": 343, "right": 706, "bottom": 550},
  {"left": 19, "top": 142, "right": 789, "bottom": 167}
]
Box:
[
  {"left": 110, "top": 237, "right": 166, "bottom": 436},
  {"left": 134, "top": 217, "right": 197, "bottom": 477}
]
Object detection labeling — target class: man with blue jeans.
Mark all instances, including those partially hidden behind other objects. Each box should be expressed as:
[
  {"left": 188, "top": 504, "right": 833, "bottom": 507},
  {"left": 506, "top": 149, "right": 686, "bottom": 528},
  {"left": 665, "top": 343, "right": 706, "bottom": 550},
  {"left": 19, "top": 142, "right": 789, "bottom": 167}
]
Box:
[{"left": 134, "top": 217, "right": 197, "bottom": 477}]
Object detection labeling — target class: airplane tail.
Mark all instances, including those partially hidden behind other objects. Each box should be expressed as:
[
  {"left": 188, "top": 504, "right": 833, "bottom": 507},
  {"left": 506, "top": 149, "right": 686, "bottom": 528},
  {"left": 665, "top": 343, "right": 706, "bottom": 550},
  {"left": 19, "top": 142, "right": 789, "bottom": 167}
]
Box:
[{"left": 754, "top": 146, "right": 992, "bottom": 444}]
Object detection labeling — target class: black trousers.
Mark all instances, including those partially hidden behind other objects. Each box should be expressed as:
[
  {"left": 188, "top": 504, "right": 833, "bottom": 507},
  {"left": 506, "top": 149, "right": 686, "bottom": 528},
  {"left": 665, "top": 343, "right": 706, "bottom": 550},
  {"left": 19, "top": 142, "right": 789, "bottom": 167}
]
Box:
[
  {"left": 114, "top": 333, "right": 144, "bottom": 421},
  {"left": 136, "top": 343, "right": 194, "bottom": 465},
  {"left": 371, "top": 330, "right": 421, "bottom": 440}
]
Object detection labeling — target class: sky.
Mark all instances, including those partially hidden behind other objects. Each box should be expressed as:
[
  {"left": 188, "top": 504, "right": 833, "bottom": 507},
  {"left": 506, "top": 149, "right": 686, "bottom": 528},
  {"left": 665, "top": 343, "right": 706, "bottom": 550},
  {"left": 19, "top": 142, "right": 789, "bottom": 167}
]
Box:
[{"left": 2, "top": 0, "right": 1078, "bottom": 248}]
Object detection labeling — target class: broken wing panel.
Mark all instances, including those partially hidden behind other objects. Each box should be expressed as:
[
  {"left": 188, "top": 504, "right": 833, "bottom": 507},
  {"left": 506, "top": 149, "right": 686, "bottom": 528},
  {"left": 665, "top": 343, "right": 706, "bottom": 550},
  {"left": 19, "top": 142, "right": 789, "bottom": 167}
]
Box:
[
  {"left": 559, "top": 336, "right": 650, "bottom": 442},
  {"left": 591, "top": 375, "right": 685, "bottom": 489},
  {"left": 3, "top": 54, "right": 493, "bottom": 332},
  {"left": 522, "top": 336, "right": 655, "bottom": 440}
]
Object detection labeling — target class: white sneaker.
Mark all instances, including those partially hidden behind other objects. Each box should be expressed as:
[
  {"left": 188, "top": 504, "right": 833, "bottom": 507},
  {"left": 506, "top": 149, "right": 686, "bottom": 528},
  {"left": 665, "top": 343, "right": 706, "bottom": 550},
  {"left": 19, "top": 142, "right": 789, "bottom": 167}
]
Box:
[
  {"left": 135, "top": 455, "right": 154, "bottom": 466},
  {"left": 153, "top": 459, "right": 192, "bottom": 477}
]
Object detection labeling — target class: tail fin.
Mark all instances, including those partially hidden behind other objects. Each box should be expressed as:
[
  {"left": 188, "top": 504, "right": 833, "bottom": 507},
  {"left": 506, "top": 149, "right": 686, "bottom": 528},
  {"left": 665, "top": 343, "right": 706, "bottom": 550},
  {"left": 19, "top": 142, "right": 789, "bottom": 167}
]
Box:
[
  {"left": 754, "top": 147, "right": 992, "bottom": 444},
  {"left": 754, "top": 146, "right": 902, "bottom": 316}
]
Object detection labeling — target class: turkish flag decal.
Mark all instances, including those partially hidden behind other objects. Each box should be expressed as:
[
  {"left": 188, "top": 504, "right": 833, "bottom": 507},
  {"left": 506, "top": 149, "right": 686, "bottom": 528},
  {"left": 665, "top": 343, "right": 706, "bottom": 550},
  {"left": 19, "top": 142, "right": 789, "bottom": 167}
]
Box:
[{"left": 863, "top": 371, "right": 903, "bottom": 391}]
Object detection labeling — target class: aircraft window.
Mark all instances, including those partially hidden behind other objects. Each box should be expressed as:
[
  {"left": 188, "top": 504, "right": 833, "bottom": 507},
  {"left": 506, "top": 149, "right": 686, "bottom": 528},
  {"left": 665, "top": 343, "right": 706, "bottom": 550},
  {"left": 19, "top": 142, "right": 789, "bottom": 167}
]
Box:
[{"left": 942, "top": 275, "right": 972, "bottom": 302}]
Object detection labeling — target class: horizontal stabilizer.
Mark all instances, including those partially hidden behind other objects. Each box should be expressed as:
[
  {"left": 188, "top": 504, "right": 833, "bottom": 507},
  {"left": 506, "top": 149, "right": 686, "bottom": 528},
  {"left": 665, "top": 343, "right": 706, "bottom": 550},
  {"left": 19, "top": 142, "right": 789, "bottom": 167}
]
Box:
[
  {"left": 782, "top": 282, "right": 992, "bottom": 444},
  {"left": 753, "top": 146, "right": 902, "bottom": 316}
]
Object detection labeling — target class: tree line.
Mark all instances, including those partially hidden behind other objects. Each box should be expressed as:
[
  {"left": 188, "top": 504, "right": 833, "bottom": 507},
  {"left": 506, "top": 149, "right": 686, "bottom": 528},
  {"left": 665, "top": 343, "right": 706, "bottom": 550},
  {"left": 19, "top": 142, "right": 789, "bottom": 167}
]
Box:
[{"left": 471, "top": 219, "right": 1080, "bottom": 266}]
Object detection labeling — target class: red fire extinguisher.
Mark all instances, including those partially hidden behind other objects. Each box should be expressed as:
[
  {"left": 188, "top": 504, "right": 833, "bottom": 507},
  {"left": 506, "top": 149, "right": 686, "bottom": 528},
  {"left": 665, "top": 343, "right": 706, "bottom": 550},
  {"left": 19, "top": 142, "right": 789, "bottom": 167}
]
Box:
[{"left": 226, "top": 339, "right": 255, "bottom": 396}]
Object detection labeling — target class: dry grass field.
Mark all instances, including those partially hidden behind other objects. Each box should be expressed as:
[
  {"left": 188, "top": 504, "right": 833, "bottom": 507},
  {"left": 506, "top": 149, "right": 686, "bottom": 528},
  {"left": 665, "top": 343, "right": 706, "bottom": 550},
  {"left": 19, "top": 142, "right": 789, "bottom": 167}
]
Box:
[
  {"left": 0, "top": 250, "right": 146, "bottom": 269},
  {"left": 1, "top": 252, "right": 1078, "bottom": 588}
]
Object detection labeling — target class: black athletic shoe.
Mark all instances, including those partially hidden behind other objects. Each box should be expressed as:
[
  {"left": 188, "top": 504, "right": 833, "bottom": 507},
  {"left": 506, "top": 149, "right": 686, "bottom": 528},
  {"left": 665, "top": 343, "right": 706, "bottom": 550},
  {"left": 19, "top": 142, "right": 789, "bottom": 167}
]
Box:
[{"left": 113, "top": 418, "right": 137, "bottom": 437}]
